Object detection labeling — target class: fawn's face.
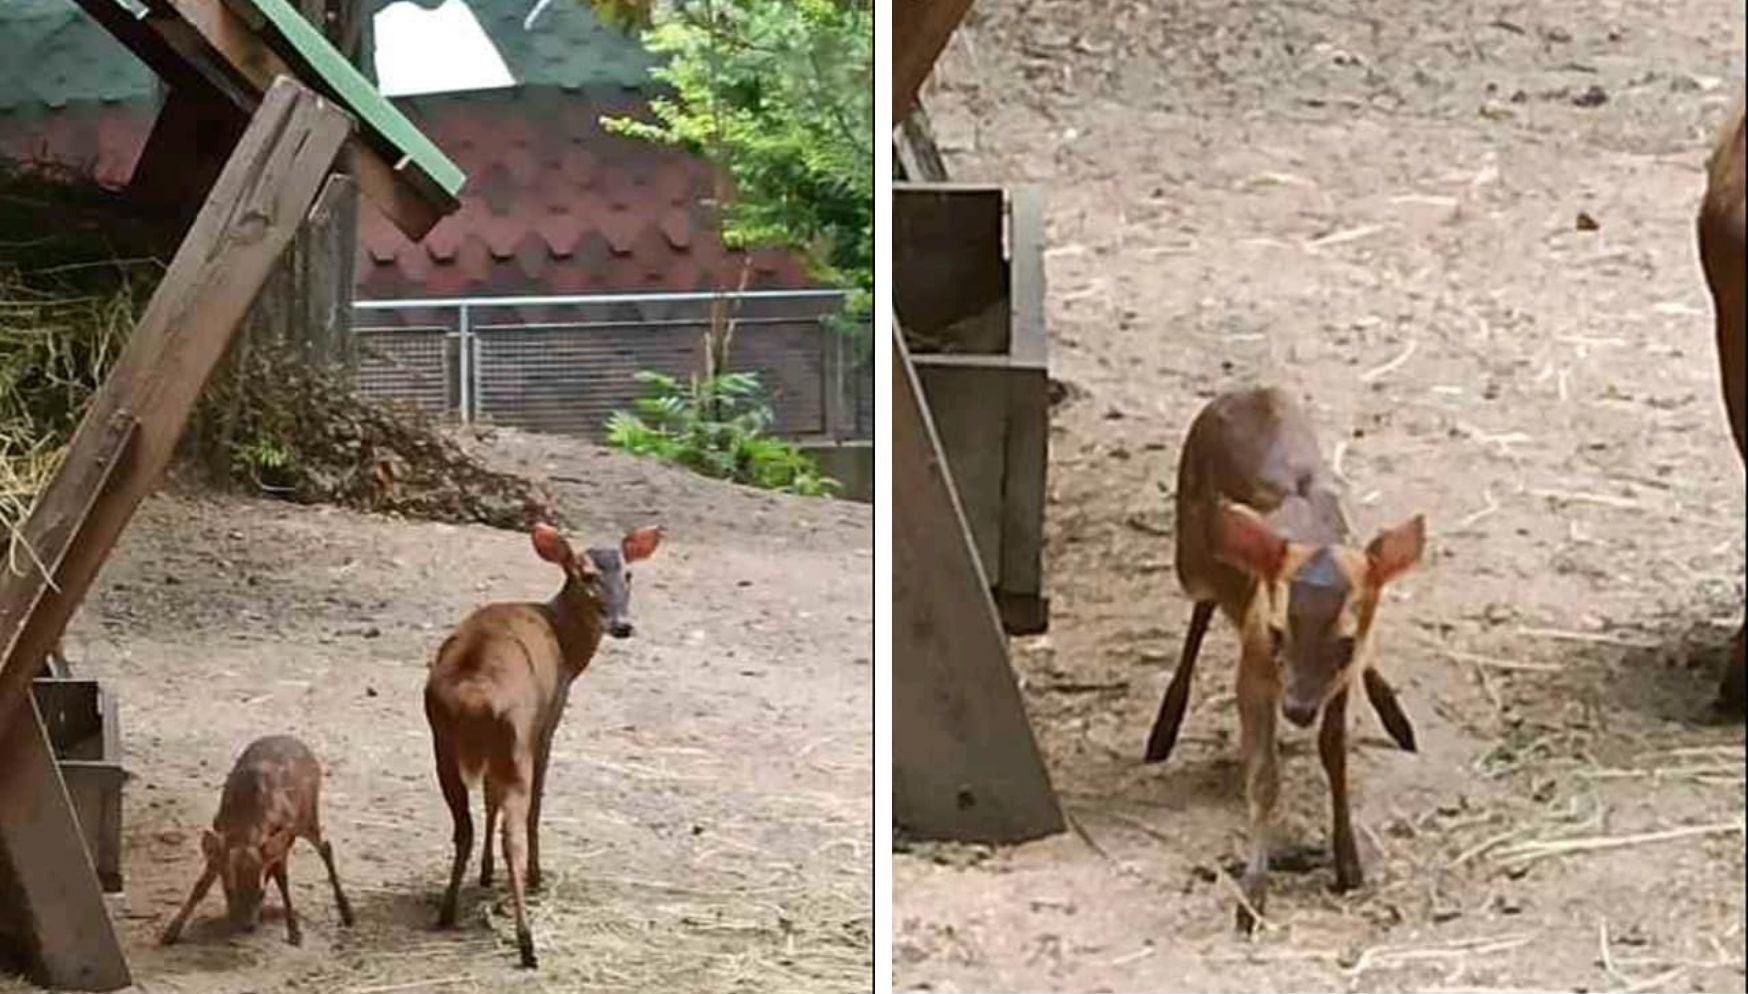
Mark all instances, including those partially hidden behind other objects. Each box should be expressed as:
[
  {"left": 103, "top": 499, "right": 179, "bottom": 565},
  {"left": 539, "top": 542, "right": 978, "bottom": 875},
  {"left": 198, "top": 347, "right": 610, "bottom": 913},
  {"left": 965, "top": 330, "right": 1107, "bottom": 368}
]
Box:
[
  {"left": 203, "top": 829, "right": 269, "bottom": 930},
  {"left": 534, "top": 524, "right": 663, "bottom": 639},
  {"left": 1215, "top": 502, "right": 1425, "bottom": 728}
]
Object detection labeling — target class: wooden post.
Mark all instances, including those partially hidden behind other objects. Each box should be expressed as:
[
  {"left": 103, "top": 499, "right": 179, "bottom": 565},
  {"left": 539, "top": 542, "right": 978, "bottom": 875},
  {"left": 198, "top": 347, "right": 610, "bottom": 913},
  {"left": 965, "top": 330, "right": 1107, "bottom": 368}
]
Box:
[
  {"left": 892, "top": 325, "right": 1063, "bottom": 843},
  {"left": 0, "top": 77, "right": 352, "bottom": 989},
  {"left": 0, "top": 698, "right": 130, "bottom": 990}
]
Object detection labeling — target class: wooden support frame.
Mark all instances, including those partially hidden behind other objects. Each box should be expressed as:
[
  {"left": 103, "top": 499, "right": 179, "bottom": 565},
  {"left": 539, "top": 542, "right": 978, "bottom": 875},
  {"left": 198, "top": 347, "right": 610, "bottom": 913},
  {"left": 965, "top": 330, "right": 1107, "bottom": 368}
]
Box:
[
  {"left": 892, "top": 325, "right": 1064, "bottom": 843},
  {"left": 0, "top": 76, "right": 352, "bottom": 991},
  {"left": 73, "top": 0, "right": 460, "bottom": 239}
]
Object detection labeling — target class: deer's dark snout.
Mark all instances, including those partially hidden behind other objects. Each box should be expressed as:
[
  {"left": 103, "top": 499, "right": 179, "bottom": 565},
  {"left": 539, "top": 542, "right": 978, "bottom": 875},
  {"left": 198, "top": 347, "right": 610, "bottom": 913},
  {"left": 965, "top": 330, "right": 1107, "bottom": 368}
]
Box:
[
  {"left": 1281, "top": 700, "right": 1319, "bottom": 728},
  {"left": 608, "top": 621, "right": 633, "bottom": 639}
]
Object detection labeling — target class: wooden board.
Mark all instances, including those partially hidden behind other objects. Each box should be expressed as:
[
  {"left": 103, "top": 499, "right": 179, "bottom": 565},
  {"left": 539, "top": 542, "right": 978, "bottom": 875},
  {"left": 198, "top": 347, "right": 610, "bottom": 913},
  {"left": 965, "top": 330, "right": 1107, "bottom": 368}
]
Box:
[
  {"left": 894, "top": 0, "right": 977, "bottom": 124},
  {"left": 0, "top": 697, "right": 130, "bottom": 990},
  {"left": 0, "top": 76, "right": 351, "bottom": 741},
  {"left": 892, "top": 325, "right": 1063, "bottom": 843}
]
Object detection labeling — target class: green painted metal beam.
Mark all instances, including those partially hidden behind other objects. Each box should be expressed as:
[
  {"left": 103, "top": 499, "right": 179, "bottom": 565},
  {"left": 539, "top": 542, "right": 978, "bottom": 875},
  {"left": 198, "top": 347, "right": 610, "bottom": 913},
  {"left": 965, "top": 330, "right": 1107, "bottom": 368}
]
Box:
[{"left": 221, "top": 0, "right": 465, "bottom": 200}]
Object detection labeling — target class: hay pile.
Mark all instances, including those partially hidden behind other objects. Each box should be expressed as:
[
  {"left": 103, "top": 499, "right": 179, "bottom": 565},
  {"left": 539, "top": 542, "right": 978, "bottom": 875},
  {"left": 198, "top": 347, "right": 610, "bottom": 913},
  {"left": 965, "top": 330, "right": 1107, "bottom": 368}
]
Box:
[{"left": 0, "top": 162, "right": 554, "bottom": 556}]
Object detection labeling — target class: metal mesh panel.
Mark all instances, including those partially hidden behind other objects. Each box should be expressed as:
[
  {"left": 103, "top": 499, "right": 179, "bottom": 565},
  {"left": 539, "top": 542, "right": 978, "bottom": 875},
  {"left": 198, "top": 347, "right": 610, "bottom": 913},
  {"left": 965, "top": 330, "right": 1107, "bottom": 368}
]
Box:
[
  {"left": 350, "top": 292, "right": 871, "bottom": 442},
  {"left": 354, "top": 328, "right": 451, "bottom": 413},
  {"left": 474, "top": 322, "right": 703, "bottom": 439},
  {"left": 723, "top": 319, "right": 826, "bottom": 436}
]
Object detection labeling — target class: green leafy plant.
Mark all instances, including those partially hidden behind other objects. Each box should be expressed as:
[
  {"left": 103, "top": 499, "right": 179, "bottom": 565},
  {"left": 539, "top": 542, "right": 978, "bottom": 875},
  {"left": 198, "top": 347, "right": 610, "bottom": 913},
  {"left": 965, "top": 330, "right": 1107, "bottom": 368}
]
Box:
[
  {"left": 606, "top": 369, "right": 840, "bottom": 497},
  {"left": 600, "top": 0, "right": 873, "bottom": 325}
]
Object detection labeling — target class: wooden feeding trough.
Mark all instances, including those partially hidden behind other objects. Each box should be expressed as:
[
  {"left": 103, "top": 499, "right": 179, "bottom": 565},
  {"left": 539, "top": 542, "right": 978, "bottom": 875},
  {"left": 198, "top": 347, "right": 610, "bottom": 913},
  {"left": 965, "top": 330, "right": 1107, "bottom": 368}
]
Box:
[
  {"left": 895, "top": 182, "right": 1049, "bottom": 635},
  {"left": 31, "top": 676, "right": 125, "bottom": 894},
  {"left": 0, "top": 0, "right": 462, "bottom": 988}
]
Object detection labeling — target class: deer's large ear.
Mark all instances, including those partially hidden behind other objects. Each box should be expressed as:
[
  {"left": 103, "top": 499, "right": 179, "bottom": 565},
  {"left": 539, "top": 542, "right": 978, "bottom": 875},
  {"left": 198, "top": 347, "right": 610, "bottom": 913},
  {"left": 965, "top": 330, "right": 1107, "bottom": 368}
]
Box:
[
  {"left": 1366, "top": 514, "right": 1426, "bottom": 586},
  {"left": 622, "top": 525, "right": 663, "bottom": 562},
  {"left": 531, "top": 523, "right": 573, "bottom": 566},
  {"left": 1212, "top": 501, "right": 1287, "bottom": 580}
]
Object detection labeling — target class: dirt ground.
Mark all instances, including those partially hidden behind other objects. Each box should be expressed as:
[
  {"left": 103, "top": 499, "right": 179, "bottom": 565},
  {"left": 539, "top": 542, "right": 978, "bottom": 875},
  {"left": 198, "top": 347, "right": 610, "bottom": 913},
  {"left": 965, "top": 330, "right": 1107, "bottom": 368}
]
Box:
[
  {"left": 895, "top": 0, "right": 1746, "bottom": 991},
  {"left": 5, "top": 429, "right": 870, "bottom": 993}
]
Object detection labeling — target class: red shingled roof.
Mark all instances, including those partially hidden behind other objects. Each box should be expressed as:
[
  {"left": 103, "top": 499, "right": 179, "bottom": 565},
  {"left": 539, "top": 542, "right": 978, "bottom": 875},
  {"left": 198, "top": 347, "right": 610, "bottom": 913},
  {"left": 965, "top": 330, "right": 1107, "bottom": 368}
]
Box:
[
  {"left": 0, "top": 86, "right": 818, "bottom": 316},
  {"left": 356, "top": 87, "right": 814, "bottom": 310}
]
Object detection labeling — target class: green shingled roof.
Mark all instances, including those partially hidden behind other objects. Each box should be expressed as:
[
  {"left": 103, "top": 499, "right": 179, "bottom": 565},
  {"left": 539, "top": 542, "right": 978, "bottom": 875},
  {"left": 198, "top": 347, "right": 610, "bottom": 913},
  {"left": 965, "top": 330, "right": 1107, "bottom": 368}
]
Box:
[
  {"left": 0, "top": 0, "right": 657, "bottom": 114},
  {"left": 0, "top": 0, "right": 158, "bottom": 112},
  {"left": 475, "top": 1, "right": 658, "bottom": 90}
]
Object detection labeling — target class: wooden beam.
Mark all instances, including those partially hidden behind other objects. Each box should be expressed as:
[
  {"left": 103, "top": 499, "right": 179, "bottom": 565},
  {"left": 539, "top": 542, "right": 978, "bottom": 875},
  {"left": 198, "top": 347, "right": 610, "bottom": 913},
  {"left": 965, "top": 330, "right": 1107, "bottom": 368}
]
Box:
[
  {"left": 891, "top": 324, "right": 1064, "bottom": 843},
  {"left": 115, "top": 0, "right": 452, "bottom": 238},
  {"left": 894, "top": 102, "right": 950, "bottom": 182},
  {"left": 0, "top": 75, "right": 351, "bottom": 755},
  {"left": 894, "top": 0, "right": 976, "bottom": 125},
  {"left": 0, "top": 697, "right": 130, "bottom": 990}
]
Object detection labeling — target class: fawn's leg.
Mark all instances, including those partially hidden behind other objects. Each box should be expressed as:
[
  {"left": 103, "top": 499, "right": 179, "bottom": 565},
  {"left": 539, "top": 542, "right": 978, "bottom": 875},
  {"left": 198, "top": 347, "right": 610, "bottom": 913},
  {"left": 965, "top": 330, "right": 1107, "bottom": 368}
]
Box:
[
  {"left": 159, "top": 862, "right": 218, "bottom": 945},
  {"left": 1235, "top": 636, "right": 1281, "bottom": 934},
  {"left": 1144, "top": 600, "right": 1215, "bottom": 763},
  {"left": 1319, "top": 685, "right": 1362, "bottom": 891},
  {"left": 272, "top": 861, "right": 302, "bottom": 947},
  {"left": 306, "top": 830, "right": 355, "bottom": 927}
]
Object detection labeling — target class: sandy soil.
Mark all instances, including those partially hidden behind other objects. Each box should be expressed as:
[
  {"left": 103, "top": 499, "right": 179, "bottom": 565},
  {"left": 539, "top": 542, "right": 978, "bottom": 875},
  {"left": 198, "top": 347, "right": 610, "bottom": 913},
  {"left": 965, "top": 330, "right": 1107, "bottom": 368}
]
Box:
[
  {"left": 895, "top": 0, "right": 1746, "bottom": 991},
  {"left": 6, "top": 429, "right": 870, "bottom": 993}
]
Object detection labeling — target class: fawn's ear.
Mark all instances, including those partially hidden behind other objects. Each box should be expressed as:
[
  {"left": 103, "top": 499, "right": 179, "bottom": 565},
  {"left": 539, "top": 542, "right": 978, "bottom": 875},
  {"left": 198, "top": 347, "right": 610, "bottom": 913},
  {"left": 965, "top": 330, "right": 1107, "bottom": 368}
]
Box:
[
  {"left": 201, "top": 828, "right": 222, "bottom": 862},
  {"left": 622, "top": 525, "right": 663, "bottom": 562},
  {"left": 531, "top": 523, "right": 573, "bottom": 566},
  {"left": 1212, "top": 501, "right": 1288, "bottom": 580},
  {"left": 1366, "top": 514, "right": 1426, "bottom": 586}
]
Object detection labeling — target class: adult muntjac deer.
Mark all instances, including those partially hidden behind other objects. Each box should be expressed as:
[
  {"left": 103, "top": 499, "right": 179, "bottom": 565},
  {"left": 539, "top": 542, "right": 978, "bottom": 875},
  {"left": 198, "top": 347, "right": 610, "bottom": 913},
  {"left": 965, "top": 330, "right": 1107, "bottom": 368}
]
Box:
[
  {"left": 159, "top": 735, "right": 354, "bottom": 946},
  {"left": 424, "top": 522, "right": 662, "bottom": 968},
  {"left": 1145, "top": 387, "right": 1426, "bottom": 931},
  {"left": 1698, "top": 97, "right": 1744, "bottom": 713}
]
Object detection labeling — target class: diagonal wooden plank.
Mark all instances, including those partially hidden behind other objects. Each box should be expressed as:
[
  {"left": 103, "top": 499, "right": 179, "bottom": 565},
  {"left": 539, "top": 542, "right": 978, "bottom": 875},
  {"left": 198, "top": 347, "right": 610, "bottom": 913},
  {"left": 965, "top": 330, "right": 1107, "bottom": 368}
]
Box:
[
  {"left": 0, "top": 75, "right": 352, "bottom": 746},
  {"left": 892, "top": 324, "right": 1064, "bottom": 843},
  {"left": 894, "top": 0, "right": 977, "bottom": 124},
  {"left": 0, "top": 696, "right": 130, "bottom": 991}
]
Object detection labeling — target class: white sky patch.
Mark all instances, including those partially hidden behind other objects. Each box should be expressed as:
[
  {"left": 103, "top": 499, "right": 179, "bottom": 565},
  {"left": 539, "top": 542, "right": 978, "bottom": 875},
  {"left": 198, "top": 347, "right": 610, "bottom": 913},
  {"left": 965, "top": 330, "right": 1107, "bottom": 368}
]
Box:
[{"left": 373, "top": 0, "right": 517, "bottom": 97}]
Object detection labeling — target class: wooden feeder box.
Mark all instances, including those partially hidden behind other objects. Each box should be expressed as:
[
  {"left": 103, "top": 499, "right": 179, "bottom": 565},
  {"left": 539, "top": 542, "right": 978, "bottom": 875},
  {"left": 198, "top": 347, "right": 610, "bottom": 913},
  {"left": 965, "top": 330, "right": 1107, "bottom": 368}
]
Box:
[
  {"left": 895, "top": 182, "right": 1050, "bottom": 635},
  {"left": 30, "top": 677, "right": 124, "bottom": 893}
]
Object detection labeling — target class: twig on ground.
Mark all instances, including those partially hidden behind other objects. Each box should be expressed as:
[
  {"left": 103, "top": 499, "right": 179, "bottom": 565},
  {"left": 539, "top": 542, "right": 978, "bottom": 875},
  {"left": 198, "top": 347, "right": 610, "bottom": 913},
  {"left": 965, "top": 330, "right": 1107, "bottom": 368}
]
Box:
[
  {"left": 1492, "top": 820, "right": 1744, "bottom": 867},
  {"left": 1361, "top": 338, "right": 1419, "bottom": 382}
]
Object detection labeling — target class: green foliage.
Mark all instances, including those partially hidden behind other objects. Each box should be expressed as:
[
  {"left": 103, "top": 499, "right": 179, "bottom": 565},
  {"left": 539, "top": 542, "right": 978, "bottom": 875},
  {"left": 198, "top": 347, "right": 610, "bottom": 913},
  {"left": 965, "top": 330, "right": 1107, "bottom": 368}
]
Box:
[
  {"left": 602, "top": 0, "right": 873, "bottom": 321},
  {"left": 605, "top": 369, "right": 840, "bottom": 497}
]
